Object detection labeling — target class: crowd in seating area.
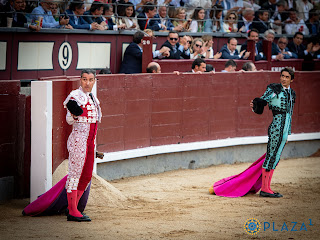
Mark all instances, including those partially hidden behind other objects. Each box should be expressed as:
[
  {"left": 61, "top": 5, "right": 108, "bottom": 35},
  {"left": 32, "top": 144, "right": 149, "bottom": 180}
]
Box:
[
  {"left": 1, "top": 0, "right": 320, "bottom": 73},
  {"left": 1, "top": 0, "right": 320, "bottom": 34}
]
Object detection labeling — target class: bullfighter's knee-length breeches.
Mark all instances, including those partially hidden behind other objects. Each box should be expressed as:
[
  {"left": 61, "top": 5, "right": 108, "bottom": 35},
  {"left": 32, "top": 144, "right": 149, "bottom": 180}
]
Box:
[
  {"left": 263, "top": 112, "right": 291, "bottom": 170},
  {"left": 66, "top": 122, "right": 98, "bottom": 192}
]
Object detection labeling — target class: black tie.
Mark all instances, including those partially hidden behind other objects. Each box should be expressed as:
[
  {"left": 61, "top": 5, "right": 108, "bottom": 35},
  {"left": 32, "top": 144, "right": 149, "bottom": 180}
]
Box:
[
  {"left": 89, "top": 93, "right": 95, "bottom": 103},
  {"left": 285, "top": 89, "right": 291, "bottom": 108}
]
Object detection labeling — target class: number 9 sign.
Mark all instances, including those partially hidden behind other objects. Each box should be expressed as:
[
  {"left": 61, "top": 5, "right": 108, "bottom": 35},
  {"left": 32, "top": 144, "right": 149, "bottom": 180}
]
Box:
[{"left": 58, "top": 42, "right": 72, "bottom": 70}]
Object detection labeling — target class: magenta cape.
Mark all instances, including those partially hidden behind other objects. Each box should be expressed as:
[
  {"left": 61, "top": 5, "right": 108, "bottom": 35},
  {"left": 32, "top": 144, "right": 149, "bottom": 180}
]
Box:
[
  {"left": 213, "top": 153, "right": 266, "bottom": 198},
  {"left": 22, "top": 175, "right": 90, "bottom": 216}
]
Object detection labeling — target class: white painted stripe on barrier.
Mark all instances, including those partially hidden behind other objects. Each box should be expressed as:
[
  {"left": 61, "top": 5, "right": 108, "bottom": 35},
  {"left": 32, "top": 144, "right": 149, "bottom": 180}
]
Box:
[
  {"left": 96, "top": 132, "right": 320, "bottom": 164},
  {"left": 30, "top": 81, "right": 52, "bottom": 202}
]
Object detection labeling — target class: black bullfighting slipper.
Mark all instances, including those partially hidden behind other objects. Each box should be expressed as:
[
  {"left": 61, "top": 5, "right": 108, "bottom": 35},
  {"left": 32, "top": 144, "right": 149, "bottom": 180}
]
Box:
[
  {"left": 65, "top": 209, "right": 88, "bottom": 218},
  {"left": 259, "top": 191, "right": 283, "bottom": 198},
  {"left": 273, "top": 192, "right": 283, "bottom": 197},
  {"left": 67, "top": 214, "right": 91, "bottom": 222}
]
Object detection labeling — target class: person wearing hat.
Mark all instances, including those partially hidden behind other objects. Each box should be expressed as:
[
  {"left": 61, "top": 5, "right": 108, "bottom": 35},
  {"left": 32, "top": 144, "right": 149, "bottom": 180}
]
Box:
[{"left": 250, "top": 67, "right": 296, "bottom": 198}]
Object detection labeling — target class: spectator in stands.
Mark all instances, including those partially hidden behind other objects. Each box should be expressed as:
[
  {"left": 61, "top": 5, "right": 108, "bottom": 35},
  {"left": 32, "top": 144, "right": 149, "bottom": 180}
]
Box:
[
  {"left": 221, "top": 59, "right": 237, "bottom": 72},
  {"left": 241, "top": 61, "right": 257, "bottom": 71},
  {"left": 135, "top": 0, "right": 153, "bottom": 15},
  {"left": 220, "top": 37, "right": 250, "bottom": 59},
  {"left": 202, "top": 35, "right": 222, "bottom": 59},
  {"left": 1, "top": 0, "right": 40, "bottom": 31},
  {"left": 264, "top": 29, "right": 283, "bottom": 60},
  {"left": 204, "top": 4, "right": 223, "bottom": 32},
  {"left": 185, "top": 0, "right": 211, "bottom": 18},
  {"left": 171, "top": 7, "right": 192, "bottom": 31},
  {"left": 269, "top": 0, "right": 287, "bottom": 34},
  {"left": 276, "top": 36, "right": 298, "bottom": 58},
  {"left": 216, "top": 0, "right": 231, "bottom": 17},
  {"left": 205, "top": 64, "right": 215, "bottom": 72},
  {"left": 116, "top": 2, "right": 140, "bottom": 30},
  {"left": 285, "top": 0, "right": 297, "bottom": 9},
  {"left": 102, "top": 3, "right": 126, "bottom": 30},
  {"left": 191, "top": 58, "right": 206, "bottom": 73},
  {"left": 119, "top": 31, "right": 170, "bottom": 74},
  {"left": 116, "top": 0, "right": 131, "bottom": 17},
  {"left": 305, "top": 9, "right": 319, "bottom": 35},
  {"left": 160, "top": 31, "right": 191, "bottom": 59},
  {"left": 99, "top": 67, "right": 112, "bottom": 74},
  {"left": 83, "top": 1, "right": 107, "bottom": 30},
  {"left": 238, "top": 8, "right": 254, "bottom": 33},
  {"left": 284, "top": 8, "right": 309, "bottom": 35},
  {"left": 51, "top": 2, "right": 59, "bottom": 22},
  {"left": 296, "top": 0, "right": 313, "bottom": 22},
  {"left": 190, "top": 38, "right": 206, "bottom": 59},
  {"left": 243, "top": 0, "right": 261, "bottom": 12},
  {"left": 155, "top": 5, "right": 184, "bottom": 31},
  {"left": 229, "top": 0, "right": 245, "bottom": 15},
  {"left": 31, "top": 0, "right": 70, "bottom": 28},
  {"left": 146, "top": 62, "right": 161, "bottom": 73},
  {"left": 262, "top": 0, "right": 277, "bottom": 11},
  {"left": 252, "top": 9, "right": 271, "bottom": 33},
  {"left": 222, "top": 11, "right": 239, "bottom": 32},
  {"left": 137, "top": 2, "right": 162, "bottom": 30},
  {"left": 66, "top": 0, "right": 98, "bottom": 30},
  {"left": 144, "top": 28, "right": 154, "bottom": 36},
  {"left": 287, "top": 32, "right": 309, "bottom": 58},
  {"left": 240, "top": 28, "right": 265, "bottom": 60},
  {"left": 189, "top": 7, "right": 206, "bottom": 33}
]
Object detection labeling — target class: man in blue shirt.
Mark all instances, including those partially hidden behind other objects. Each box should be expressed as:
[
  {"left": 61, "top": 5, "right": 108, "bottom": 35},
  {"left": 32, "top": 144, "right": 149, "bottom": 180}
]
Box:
[{"left": 31, "top": 0, "right": 71, "bottom": 28}]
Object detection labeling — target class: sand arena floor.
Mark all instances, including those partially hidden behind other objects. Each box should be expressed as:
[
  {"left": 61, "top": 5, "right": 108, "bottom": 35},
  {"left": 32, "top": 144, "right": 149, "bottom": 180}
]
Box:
[{"left": 1, "top": 156, "right": 320, "bottom": 240}]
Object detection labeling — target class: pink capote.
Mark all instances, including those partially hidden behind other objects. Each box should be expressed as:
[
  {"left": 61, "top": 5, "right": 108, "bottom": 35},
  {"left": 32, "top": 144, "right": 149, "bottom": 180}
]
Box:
[
  {"left": 23, "top": 175, "right": 68, "bottom": 216},
  {"left": 23, "top": 175, "right": 90, "bottom": 216},
  {"left": 213, "top": 153, "right": 266, "bottom": 198}
]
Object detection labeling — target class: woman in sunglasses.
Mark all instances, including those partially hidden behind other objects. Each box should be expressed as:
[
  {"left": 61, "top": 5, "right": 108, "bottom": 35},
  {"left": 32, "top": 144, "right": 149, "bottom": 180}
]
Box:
[
  {"left": 201, "top": 35, "right": 222, "bottom": 59},
  {"left": 222, "top": 11, "right": 238, "bottom": 32},
  {"left": 190, "top": 38, "right": 206, "bottom": 59},
  {"left": 172, "top": 7, "right": 191, "bottom": 32},
  {"left": 189, "top": 7, "right": 206, "bottom": 33}
]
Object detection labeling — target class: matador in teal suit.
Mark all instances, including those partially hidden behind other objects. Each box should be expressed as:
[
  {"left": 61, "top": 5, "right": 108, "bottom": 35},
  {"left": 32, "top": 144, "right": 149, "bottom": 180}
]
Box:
[{"left": 251, "top": 68, "right": 296, "bottom": 198}]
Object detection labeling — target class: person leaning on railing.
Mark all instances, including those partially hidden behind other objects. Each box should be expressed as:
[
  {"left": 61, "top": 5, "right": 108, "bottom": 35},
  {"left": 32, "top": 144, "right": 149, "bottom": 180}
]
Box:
[
  {"left": 222, "top": 11, "right": 239, "bottom": 32},
  {"left": 137, "top": 2, "right": 161, "bottom": 30},
  {"left": 201, "top": 35, "right": 222, "bottom": 59},
  {"left": 237, "top": 7, "right": 254, "bottom": 33},
  {"left": 30, "top": 0, "right": 71, "bottom": 29},
  {"left": 102, "top": 3, "right": 126, "bottom": 30},
  {"left": 251, "top": 8, "right": 271, "bottom": 33},
  {"left": 83, "top": 1, "right": 107, "bottom": 30},
  {"left": 65, "top": 0, "right": 97, "bottom": 30},
  {"left": 155, "top": 5, "right": 185, "bottom": 31},
  {"left": 190, "top": 38, "right": 206, "bottom": 59},
  {"left": 116, "top": 1, "right": 140, "bottom": 29},
  {"left": 51, "top": 2, "right": 60, "bottom": 22},
  {"left": 1, "top": 0, "right": 40, "bottom": 31},
  {"left": 171, "top": 7, "right": 192, "bottom": 32}
]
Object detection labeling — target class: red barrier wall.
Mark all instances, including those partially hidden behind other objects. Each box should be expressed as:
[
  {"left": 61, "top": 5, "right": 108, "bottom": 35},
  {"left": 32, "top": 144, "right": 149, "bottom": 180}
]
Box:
[
  {"left": 1, "top": 31, "right": 319, "bottom": 81},
  {"left": 0, "top": 80, "right": 29, "bottom": 197},
  {"left": 52, "top": 79, "right": 79, "bottom": 172},
  {"left": 95, "top": 71, "right": 320, "bottom": 154},
  {"left": 49, "top": 71, "right": 320, "bottom": 173},
  {"left": 155, "top": 59, "right": 304, "bottom": 72}
]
